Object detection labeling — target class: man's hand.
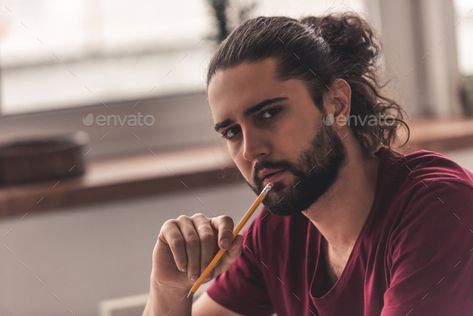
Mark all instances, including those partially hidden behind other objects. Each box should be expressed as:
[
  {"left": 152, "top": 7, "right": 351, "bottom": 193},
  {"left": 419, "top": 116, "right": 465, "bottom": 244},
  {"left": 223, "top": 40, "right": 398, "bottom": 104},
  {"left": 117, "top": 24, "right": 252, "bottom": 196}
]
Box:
[{"left": 151, "top": 213, "right": 244, "bottom": 291}]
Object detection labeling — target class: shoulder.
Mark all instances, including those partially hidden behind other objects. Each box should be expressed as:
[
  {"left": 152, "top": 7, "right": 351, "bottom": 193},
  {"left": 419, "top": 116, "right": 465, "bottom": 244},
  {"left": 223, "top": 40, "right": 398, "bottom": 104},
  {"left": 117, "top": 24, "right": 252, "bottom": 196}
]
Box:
[
  {"left": 395, "top": 149, "right": 473, "bottom": 186},
  {"left": 393, "top": 149, "right": 473, "bottom": 221},
  {"left": 378, "top": 148, "right": 473, "bottom": 210},
  {"left": 386, "top": 162, "right": 473, "bottom": 271},
  {"left": 379, "top": 148, "right": 473, "bottom": 259},
  {"left": 390, "top": 178, "right": 473, "bottom": 238},
  {"left": 389, "top": 163, "right": 473, "bottom": 242},
  {"left": 382, "top": 169, "right": 473, "bottom": 314}
]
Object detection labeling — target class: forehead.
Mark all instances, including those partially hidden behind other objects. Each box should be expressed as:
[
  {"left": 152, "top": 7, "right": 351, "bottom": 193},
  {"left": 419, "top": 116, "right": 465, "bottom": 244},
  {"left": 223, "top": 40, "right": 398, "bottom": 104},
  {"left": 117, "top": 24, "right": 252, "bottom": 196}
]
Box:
[{"left": 207, "top": 58, "right": 289, "bottom": 122}]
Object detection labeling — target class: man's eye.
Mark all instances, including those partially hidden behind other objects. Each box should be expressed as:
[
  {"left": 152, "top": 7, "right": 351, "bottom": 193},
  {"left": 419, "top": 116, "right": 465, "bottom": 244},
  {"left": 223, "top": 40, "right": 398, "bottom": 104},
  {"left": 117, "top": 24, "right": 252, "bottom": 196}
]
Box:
[
  {"left": 222, "top": 126, "right": 240, "bottom": 140},
  {"left": 259, "top": 108, "right": 281, "bottom": 120}
]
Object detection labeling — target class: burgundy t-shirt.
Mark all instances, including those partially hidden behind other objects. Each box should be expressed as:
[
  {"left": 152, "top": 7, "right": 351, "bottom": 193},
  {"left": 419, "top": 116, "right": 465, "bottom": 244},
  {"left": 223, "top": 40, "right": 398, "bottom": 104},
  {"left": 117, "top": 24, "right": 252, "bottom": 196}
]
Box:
[{"left": 207, "top": 148, "right": 473, "bottom": 315}]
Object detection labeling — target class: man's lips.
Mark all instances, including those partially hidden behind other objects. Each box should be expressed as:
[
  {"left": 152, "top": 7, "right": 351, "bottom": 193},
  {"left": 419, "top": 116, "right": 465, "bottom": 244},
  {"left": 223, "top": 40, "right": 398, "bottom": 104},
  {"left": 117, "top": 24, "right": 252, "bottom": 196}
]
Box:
[{"left": 258, "top": 168, "right": 286, "bottom": 184}]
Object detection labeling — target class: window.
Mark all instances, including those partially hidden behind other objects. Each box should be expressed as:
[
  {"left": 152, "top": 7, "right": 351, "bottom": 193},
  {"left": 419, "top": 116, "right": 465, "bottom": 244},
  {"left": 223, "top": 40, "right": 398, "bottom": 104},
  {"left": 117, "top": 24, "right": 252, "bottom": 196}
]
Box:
[
  {"left": 454, "top": 0, "right": 473, "bottom": 75},
  {"left": 0, "top": 0, "right": 214, "bottom": 115},
  {"left": 0, "top": 0, "right": 366, "bottom": 159}
]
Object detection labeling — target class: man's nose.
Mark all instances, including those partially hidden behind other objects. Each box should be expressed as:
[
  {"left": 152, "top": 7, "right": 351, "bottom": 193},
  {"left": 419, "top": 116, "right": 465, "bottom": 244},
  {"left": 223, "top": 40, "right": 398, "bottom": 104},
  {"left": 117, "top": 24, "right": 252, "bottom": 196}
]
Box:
[{"left": 241, "top": 126, "right": 269, "bottom": 162}]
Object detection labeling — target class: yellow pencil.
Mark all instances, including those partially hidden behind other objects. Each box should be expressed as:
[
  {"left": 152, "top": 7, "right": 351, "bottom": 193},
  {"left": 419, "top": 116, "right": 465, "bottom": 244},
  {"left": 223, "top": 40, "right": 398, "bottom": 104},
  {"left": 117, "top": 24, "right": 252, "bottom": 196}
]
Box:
[{"left": 187, "top": 183, "right": 273, "bottom": 298}]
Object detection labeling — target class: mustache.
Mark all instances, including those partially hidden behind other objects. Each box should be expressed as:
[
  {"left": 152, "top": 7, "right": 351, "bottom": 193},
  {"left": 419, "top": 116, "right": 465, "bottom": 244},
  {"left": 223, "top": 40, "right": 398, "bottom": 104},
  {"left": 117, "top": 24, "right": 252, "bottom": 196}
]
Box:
[{"left": 253, "top": 160, "right": 297, "bottom": 184}]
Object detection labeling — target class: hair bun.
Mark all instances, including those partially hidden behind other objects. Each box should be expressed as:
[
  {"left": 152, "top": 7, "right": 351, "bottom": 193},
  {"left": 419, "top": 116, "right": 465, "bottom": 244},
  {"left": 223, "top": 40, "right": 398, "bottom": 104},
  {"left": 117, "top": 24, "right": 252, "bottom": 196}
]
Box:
[{"left": 300, "top": 13, "right": 380, "bottom": 77}]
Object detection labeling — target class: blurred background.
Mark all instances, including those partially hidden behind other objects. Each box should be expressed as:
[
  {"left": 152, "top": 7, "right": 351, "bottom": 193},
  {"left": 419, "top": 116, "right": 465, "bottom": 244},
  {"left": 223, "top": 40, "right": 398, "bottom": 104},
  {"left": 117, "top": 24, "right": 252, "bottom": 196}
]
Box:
[{"left": 0, "top": 0, "right": 472, "bottom": 315}]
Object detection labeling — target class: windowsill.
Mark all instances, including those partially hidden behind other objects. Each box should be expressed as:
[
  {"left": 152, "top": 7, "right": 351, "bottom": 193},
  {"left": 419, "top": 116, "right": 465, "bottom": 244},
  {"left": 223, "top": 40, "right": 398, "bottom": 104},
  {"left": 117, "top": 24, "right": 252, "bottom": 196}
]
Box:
[
  {"left": 1, "top": 119, "right": 473, "bottom": 218},
  {"left": 403, "top": 118, "right": 473, "bottom": 152},
  {"left": 0, "top": 144, "right": 242, "bottom": 218}
]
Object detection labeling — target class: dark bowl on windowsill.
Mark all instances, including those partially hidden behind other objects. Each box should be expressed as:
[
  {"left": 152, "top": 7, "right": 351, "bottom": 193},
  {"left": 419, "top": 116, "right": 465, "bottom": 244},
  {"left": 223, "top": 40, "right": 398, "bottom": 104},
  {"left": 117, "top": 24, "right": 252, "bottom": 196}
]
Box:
[{"left": 0, "top": 132, "right": 88, "bottom": 185}]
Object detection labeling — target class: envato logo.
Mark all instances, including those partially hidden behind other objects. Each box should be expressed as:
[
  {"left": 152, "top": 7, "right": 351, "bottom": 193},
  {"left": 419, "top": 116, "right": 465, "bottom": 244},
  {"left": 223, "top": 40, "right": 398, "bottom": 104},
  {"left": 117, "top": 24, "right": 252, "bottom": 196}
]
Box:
[
  {"left": 322, "top": 113, "right": 396, "bottom": 127},
  {"left": 82, "top": 112, "right": 156, "bottom": 127}
]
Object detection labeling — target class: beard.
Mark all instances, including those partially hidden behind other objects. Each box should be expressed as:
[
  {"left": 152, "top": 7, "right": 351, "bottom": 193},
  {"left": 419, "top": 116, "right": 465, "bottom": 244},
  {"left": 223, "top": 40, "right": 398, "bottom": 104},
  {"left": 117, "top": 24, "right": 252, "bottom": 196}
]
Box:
[{"left": 248, "top": 123, "right": 346, "bottom": 216}]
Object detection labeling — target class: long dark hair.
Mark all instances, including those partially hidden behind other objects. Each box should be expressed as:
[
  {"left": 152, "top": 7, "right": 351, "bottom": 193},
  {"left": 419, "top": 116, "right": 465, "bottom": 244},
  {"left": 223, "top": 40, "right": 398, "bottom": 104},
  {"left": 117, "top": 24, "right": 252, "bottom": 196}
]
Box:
[{"left": 207, "top": 13, "right": 410, "bottom": 154}]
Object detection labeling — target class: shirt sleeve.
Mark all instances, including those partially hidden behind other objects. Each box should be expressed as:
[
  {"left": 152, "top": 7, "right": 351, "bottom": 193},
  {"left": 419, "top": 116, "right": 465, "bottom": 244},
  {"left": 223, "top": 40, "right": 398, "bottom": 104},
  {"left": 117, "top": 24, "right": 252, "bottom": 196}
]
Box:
[
  {"left": 206, "top": 221, "right": 274, "bottom": 316},
  {"left": 381, "top": 180, "right": 473, "bottom": 316}
]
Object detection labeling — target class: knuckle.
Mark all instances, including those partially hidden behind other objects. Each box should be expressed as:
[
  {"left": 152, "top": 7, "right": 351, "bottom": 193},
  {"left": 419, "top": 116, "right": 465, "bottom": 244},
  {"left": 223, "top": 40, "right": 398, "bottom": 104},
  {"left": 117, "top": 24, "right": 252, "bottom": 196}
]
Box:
[
  {"left": 169, "top": 238, "right": 183, "bottom": 250},
  {"left": 162, "top": 219, "right": 177, "bottom": 230},
  {"left": 156, "top": 231, "right": 165, "bottom": 242},
  {"left": 192, "top": 212, "right": 206, "bottom": 218},
  {"left": 200, "top": 233, "right": 215, "bottom": 245},
  {"left": 176, "top": 215, "right": 188, "bottom": 221},
  {"left": 219, "top": 215, "right": 234, "bottom": 226},
  {"left": 158, "top": 222, "right": 175, "bottom": 241},
  {"left": 197, "top": 224, "right": 213, "bottom": 235},
  {"left": 186, "top": 235, "right": 200, "bottom": 246}
]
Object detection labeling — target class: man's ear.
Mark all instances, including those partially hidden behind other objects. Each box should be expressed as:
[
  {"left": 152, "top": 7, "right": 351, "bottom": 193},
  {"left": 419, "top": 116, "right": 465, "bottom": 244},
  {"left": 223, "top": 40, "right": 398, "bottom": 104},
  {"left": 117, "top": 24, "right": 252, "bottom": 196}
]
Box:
[{"left": 322, "top": 79, "right": 352, "bottom": 128}]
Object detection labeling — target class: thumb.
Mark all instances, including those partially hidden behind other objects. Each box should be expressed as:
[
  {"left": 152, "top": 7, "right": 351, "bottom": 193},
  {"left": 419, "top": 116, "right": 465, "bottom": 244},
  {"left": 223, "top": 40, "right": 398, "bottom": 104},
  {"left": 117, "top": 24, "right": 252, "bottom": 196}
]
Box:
[{"left": 213, "top": 235, "right": 244, "bottom": 276}]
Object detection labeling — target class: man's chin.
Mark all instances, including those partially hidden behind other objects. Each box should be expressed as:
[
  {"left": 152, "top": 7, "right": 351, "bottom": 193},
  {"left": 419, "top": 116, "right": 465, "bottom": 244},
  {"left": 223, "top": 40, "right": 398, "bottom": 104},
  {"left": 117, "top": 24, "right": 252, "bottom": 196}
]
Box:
[
  {"left": 264, "top": 198, "right": 302, "bottom": 216},
  {"left": 262, "top": 176, "right": 332, "bottom": 216},
  {"left": 262, "top": 186, "right": 305, "bottom": 216},
  {"left": 248, "top": 177, "right": 307, "bottom": 216}
]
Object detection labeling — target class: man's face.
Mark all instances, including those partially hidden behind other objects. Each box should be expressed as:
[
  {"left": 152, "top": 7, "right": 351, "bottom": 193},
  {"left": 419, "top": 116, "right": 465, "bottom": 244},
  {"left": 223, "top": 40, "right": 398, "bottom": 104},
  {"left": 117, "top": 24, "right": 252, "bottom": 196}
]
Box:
[{"left": 208, "top": 58, "right": 346, "bottom": 215}]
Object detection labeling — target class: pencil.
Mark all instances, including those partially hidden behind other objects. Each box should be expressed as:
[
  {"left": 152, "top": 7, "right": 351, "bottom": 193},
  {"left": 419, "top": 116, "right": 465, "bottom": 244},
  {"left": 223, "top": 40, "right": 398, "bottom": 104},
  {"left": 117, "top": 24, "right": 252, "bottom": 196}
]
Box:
[{"left": 186, "top": 183, "right": 273, "bottom": 298}]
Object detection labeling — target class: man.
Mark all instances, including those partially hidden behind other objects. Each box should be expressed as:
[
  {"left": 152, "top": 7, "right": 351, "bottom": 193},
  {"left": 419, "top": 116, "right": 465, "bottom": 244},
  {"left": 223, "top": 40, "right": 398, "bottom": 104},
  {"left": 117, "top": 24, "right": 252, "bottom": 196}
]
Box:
[{"left": 144, "top": 13, "right": 473, "bottom": 315}]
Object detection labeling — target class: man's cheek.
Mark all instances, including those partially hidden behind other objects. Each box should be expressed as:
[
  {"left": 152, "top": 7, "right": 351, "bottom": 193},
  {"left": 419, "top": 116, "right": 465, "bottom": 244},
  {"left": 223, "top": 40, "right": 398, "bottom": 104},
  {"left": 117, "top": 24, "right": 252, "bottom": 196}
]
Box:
[{"left": 239, "top": 166, "right": 253, "bottom": 184}]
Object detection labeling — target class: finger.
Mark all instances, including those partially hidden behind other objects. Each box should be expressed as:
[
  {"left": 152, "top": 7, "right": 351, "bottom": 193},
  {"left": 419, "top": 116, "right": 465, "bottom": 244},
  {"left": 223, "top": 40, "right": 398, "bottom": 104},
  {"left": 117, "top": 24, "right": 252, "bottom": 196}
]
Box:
[
  {"left": 227, "top": 234, "right": 244, "bottom": 258},
  {"left": 176, "top": 215, "right": 201, "bottom": 281},
  {"left": 211, "top": 215, "right": 234, "bottom": 250},
  {"left": 191, "top": 213, "right": 218, "bottom": 275},
  {"left": 159, "top": 219, "right": 187, "bottom": 272},
  {"left": 214, "top": 234, "right": 244, "bottom": 276}
]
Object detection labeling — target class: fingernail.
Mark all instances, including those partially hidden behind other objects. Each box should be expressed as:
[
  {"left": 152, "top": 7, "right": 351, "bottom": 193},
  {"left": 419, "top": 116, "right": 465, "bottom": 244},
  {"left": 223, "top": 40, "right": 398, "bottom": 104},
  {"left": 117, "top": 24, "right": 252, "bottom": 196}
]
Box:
[
  {"left": 190, "top": 274, "right": 199, "bottom": 282},
  {"left": 179, "top": 266, "right": 186, "bottom": 273},
  {"left": 221, "top": 238, "right": 230, "bottom": 249}
]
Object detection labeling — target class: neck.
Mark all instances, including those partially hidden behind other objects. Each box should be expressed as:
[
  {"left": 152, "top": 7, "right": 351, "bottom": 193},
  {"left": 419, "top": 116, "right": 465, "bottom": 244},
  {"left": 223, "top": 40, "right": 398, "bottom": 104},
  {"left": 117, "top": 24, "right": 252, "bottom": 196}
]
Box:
[{"left": 301, "top": 138, "right": 380, "bottom": 253}]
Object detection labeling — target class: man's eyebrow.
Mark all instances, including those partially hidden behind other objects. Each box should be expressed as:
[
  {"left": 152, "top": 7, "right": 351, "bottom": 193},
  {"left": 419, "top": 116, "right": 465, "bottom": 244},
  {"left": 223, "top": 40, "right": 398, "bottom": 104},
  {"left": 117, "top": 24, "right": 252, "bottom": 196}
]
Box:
[
  {"left": 243, "top": 96, "right": 288, "bottom": 117},
  {"left": 214, "top": 119, "right": 234, "bottom": 132},
  {"left": 214, "top": 96, "right": 288, "bottom": 132}
]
